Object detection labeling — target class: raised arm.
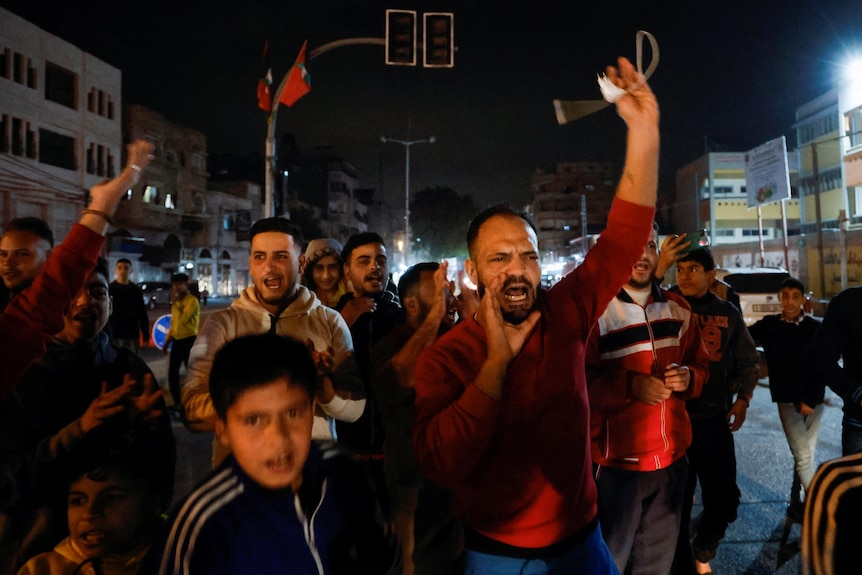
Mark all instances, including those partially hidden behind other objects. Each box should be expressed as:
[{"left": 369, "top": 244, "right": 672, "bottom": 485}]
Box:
[
  {"left": 0, "top": 140, "right": 154, "bottom": 397},
  {"left": 605, "top": 57, "right": 660, "bottom": 207}
]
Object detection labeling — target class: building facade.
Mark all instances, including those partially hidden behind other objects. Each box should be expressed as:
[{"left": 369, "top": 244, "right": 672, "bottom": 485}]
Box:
[
  {"left": 113, "top": 104, "right": 258, "bottom": 295},
  {"left": 0, "top": 6, "right": 121, "bottom": 239},
  {"left": 528, "top": 162, "right": 616, "bottom": 276}
]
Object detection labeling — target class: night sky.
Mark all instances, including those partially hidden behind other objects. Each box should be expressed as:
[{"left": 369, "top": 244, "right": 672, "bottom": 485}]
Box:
[{"left": 2, "top": 1, "right": 861, "bottom": 211}]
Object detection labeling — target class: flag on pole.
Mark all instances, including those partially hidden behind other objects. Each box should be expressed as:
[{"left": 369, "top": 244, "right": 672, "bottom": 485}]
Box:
[
  {"left": 256, "top": 40, "right": 272, "bottom": 112},
  {"left": 279, "top": 40, "right": 311, "bottom": 107}
]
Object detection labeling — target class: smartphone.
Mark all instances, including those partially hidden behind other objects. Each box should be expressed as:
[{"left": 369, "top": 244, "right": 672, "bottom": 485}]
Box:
[{"left": 677, "top": 229, "right": 709, "bottom": 254}]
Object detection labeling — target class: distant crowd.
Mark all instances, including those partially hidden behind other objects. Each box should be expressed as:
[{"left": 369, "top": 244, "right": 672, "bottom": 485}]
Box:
[{"left": 1, "top": 55, "right": 859, "bottom": 575}]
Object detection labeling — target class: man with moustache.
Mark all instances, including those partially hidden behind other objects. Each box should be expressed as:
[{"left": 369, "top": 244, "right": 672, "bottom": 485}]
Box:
[
  {"left": 0, "top": 259, "right": 174, "bottom": 571},
  {"left": 336, "top": 232, "right": 403, "bottom": 517},
  {"left": 412, "top": 56, "right": 658, "bottom": 574},
  {"left": 371, "top": 262, "right": 461, "bottom": 575},
  {"left": 586, "top": 224, "right": 709, "bottom": 575},
  {"left": 182, "top": 217, "right": 364, "bottom": 467}
]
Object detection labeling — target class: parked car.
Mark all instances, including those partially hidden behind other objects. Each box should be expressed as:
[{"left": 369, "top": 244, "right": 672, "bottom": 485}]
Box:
[
  {"left": 139, "top": 281, "right": 172, "bottom": 310},
  {"left": 714, "top": 267, "right": 790, "bottom": 326}
]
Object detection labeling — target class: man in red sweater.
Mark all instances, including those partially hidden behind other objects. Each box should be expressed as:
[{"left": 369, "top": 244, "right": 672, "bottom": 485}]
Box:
[
  {"left": 413, "top": 56, "right": 659, "bottom": 574},
  {"left": 586, "top": 224, "right": 709, "bottom": 574},
  {"left": 0, "top": 140, "right": 153, "bottom": 397}
]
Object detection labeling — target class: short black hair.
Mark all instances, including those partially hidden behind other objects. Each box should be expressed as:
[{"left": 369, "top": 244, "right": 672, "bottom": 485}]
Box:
[
  {"left": 398, "top": 262, "right": 440, "bottom": 302},
  {"left": 342, "top": 232, "right": 386, "bottom": 264},
  {"left": 249, "top": 217, "right": 304, "bottom": 247},
  {"left": 65, "top": 422, "right": 177, "bottom": 512},
  {"left": 210, "top": 334, "right": 318, "bottom": 421},
  {"left": 171, "top": 272, "right": 189, "bottom": 284},
  {"left": 94, "top": 257, "right": 110, "bottom": 284},
  {"left": 677, "top": 247, "right": 715, "bottom": 271},
  {"left": 4, "top": 217, "right": 54, "bottom": 247},
  {"left": 780, "top": 276, "right": 806, "bottom": 294},
  {"left": 466, "top": 204, "right": 536, "bottom": 259},
  {"left": 117, "top": 257, "right": 132, "bottom": 266}
]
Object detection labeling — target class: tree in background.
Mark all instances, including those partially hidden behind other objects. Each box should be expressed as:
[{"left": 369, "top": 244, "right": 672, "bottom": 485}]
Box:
[{"left": 410, "top": 186, "right": 477, "bottom": 262}]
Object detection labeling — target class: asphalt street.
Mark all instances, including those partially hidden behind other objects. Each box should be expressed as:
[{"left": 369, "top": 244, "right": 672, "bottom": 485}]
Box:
[{"left": 140, "top": 299, "right": 844, "bottom": 573}]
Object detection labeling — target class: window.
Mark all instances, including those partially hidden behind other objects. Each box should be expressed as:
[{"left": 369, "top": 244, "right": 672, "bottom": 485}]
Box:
[
  {"left": 847, "top": 106, "right": 862, "bottom": 149},
  {"left": 86, "top": 144, "right": 95, "bottom": 174},
  {"left": 0, "top": 48, "right": 8, "bottom": 79},
  {"left": 25, "top": 124, "right": 35, "bottom": 159},
  {"left": 44, "top": 62, "right": 77, "bottom": 109},
  {"left": 13, "top": 52, "right": 23, "bottom": 84},
  {"left": 38, "top": 129, "right": 76, "bottom": 170},
  {"left": 142, "top": 186, "right": 160, "bottom": 204},
  {"left": 164, "top": 192, "right": 175, "bottom": 210},
  {"left": 715, "top": 229, "right": 736, "bottom": 237},
  {"left": 0, "top": 115, "right": 7, "bottom": 152},
  {"left": 26, "top": 59, "right": 36, "bottom": 89},
  {"left": 11, "top": 118, "right": 22, "bottom": 156},
  {"left": 97, "top": 144, "right": 105, "bottom": 176},
  {"left": 714, "top": 186, "right": 733, "bottom": 194},
  {"left": 741, "top": 228, "right": 772, "bottom": 237}
]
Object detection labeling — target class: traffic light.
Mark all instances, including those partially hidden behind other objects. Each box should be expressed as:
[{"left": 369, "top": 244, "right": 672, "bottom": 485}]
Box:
[
  {"left": 423, "top": 12, "right": 454, "bottom": 68},
  {"left": 385, "top": 9, "right": 417, "bottom": 66}
]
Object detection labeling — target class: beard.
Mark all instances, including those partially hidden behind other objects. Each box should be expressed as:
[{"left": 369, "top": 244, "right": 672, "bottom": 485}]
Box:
[{"left": 477, "top": 275, "right": 538, "bottom": 325}]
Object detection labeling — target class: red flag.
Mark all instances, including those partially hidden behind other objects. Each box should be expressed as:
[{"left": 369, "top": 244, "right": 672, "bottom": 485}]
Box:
[
  {"left": 256, "top": 40, "right": 272, "bottom": 112},
  {"left": 257, "top": 68, "right": 272, "bottom": 112},
  {"left": 279, "top": 40, "right": 311, "bottom": 107}
]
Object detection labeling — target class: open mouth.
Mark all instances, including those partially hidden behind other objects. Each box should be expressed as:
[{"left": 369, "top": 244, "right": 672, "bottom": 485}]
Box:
[
  {"left": 267, "top": 454, "right": 294, "bottom": 473},
  {"left": 79, "top": 530, "right": 107, "bottom": 546},
  {"left": 504, "top": 285, "right": 528, "bottom": 302},
  {"left": 263, "top": 277, "right": 282, "bottom": 289}
]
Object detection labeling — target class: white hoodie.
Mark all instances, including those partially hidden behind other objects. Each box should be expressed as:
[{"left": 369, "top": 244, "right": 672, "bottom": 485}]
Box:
[{"left": 182, "top": 285, "right": 365, "bottom": 466}]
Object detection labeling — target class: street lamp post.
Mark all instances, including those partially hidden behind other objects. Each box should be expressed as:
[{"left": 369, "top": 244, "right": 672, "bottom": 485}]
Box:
[{"left": 380, "top": 134, "right": 436, "bottom": 269}]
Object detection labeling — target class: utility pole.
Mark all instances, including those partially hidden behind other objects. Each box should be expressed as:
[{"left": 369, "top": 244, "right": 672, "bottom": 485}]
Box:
[{"left": 380, "top": 135, "right": 436, "bottom": 269}]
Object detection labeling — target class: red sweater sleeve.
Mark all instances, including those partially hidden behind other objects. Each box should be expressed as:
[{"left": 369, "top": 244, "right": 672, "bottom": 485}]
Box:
[{"left": 0, "top": 224, "right": 104, "bottom": 397}]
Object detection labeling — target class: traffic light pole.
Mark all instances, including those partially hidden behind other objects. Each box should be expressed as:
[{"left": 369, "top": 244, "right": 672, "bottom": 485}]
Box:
[{"left": 265, "top": 37, "right": 386, "bottom": 218}]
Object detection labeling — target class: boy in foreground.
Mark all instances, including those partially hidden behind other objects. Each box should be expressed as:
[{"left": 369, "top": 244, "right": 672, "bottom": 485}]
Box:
[
  {"left": 17, "top": 439, "right": 170, "bottom": 575},
  {"left": 142, "top": 334, "right": 397, "bottom": 575}
]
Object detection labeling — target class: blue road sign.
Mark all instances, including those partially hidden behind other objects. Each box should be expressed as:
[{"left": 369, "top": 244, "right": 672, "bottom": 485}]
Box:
[{"left": 152, "top": 314, "right": 172, "bottom": 351}]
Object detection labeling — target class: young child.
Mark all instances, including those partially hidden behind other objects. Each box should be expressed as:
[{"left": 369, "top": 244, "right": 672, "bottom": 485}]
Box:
[
  {"left": 17, "top": 440, "right": 170, "bottom": 575},
  {"left": 141, "top": 333, "right": 398, "bottom": 575}
]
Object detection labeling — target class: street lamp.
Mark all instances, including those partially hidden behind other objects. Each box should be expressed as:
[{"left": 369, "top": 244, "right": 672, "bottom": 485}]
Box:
[{"left": 380, "top": 134, "right": 436, "bottom": 269}]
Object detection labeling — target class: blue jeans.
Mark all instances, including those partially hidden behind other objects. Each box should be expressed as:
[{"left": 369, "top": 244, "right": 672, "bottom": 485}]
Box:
[
  {"left": 463, "top": 523, "right": 619, "bottom": 575},
  {"left": 777, "top": 402, "right": 823, "bottom": 492}
]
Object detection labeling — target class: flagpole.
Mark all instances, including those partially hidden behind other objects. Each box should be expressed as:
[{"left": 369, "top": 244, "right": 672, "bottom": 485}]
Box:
[{"left": 264, "top": 37, "right": 386, "bottom": 218}]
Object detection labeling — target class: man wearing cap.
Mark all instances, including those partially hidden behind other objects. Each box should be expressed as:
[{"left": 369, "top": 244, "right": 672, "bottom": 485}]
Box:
[
  {"left": 164, "top": 272, "right": 200, "bottom": 411},
  {"left": 303, "top": 238, "right": 349, "bottom": 308}
]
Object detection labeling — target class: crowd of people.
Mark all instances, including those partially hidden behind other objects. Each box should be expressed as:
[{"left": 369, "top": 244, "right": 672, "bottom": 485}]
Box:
[{"left": 0, "top": 54, "right": 857, "bottom": 575}]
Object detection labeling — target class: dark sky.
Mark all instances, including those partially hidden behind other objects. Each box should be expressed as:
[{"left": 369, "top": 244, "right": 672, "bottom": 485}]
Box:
[{"left": 3, "top": 1, "right": 861, "bottom": 210}]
